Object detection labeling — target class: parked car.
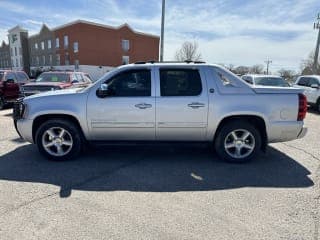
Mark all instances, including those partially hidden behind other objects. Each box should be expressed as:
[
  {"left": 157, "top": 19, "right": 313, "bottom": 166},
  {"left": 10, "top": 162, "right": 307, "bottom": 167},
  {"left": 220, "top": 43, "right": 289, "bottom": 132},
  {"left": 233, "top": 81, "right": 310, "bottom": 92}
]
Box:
[
  {"left": 0, "top": 70, "right": 30, "bottom": 110},
  {"left": 21, "top": 71, "right": 92, "bottom": 97},
  {"left": 294, "top": 75, "right": 320, "bottom": 112},
  {"left": 241, "top": 74, "right": 290, "bottom": 87},
  {"left": 13, "top": 62, "right": 307, "bottom": 163}
]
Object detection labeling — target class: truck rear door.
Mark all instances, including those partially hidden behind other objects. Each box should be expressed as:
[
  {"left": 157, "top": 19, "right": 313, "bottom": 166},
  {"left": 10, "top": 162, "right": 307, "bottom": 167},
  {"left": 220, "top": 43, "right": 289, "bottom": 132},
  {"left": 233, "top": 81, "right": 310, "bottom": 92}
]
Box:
[{"left": 155, "top": 67, "right": 209, "bottom": 141}]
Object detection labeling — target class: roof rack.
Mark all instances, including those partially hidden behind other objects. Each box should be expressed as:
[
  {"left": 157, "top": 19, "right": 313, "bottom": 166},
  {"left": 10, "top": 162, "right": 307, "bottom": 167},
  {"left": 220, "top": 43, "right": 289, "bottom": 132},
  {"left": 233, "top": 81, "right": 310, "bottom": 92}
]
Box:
[{"left": 134, "top": 60, "right": 206, "bottom": 64}]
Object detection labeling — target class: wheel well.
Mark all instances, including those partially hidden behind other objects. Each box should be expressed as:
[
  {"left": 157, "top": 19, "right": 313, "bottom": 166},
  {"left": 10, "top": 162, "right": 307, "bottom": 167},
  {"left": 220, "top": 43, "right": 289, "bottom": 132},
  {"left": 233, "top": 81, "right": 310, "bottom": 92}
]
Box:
[
  {"left": 32, "top": 114, "right": 86, "bottom": 142},
  {"left": 214, "top": 115, "right": 267, "bottom": 151}
]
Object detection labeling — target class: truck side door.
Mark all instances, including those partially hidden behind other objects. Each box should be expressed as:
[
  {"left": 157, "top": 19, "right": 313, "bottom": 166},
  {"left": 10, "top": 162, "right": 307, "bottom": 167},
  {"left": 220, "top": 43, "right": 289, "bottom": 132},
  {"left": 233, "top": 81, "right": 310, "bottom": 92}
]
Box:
[
  {"left": 87, "top": 68, "right": 156, "bottom": 140},
  {"left": 155, "top": 67, "right": 208, "bottom": 141}
]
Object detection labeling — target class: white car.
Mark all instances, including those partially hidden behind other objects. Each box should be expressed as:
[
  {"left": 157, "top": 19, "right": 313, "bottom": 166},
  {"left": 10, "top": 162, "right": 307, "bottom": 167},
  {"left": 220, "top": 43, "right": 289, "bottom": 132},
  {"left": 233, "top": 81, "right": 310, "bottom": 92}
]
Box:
[
  {"left": 294, "top": 75, "right": 320, "bottom": 112},
  {"left": 242, "top": 74, "right": 290, "bottom": 87}
]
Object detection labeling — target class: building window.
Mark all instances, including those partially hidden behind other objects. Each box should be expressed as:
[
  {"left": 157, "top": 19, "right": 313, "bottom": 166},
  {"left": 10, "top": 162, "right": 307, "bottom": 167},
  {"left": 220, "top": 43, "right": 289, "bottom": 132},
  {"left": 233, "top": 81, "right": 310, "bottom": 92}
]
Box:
[
  {"left": 36, "top": 56, "right": 40, "bottom": 66},
  {"left": 20, "top": 57, "right": 23, "bottom": 66},
  {"left": 49, "top": 55, "right": 52, "bottom": 65},
  {"left": 56, "top": 54, "right": 60, "bottom": 65},
  {"left": 122, "top": 39, "right": 130, "bottom": 51},
  {"left": 48, "top": 40, "right": 52, "bottom": 49},
  {"left": 55, "top": 38, "right": 59, "bottom": 48},
  {"left": 11, "top": 48, "right": 13, "bottom": 56},
  {"left": 122, "top": 56, "right": 129, "bottom": 65},
  {"left": 19, "top": 47, "right": 22, "bottom": 55},
  {"left": 42, "top": 55, "right": 46, "bottom": 65},
  {"left": 12, "top": 59, "right": 14, "bottom": 67},
  {"left": 41, "top": 41, "right": 45, "bottom": 50},
  {"left": 35, "top": 43, "right": 38, "bottom": 50},
  {"left": 65, "top": 52, "right": 69, "bottom": 65},
  {"left": 73, "top": 42, "right": 79, "bottom": 53},
  {"left": 14, "top": 47, "right": 17, "bottom": 56},
  {"left": 16, "top": 58, "right": 18, "bottom": 67},
  {"left": 74, "top": 59, "right": 79, "bottom": 70},
  {"left": 64, "top": 35, "right": 68, "bottom": 48}
]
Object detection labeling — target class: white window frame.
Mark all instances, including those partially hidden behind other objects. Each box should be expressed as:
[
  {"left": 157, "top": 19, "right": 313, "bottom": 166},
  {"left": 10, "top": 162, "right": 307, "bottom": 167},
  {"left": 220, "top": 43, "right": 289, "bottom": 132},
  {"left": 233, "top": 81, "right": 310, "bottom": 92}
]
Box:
[
  {"left": 122, "top": 56, "right": 129, "bottom": 65},
  {"left": 64, "top": 35, "right": 69, "bottom": 48},
  {"left": 73, "top": 42, "right": 79, "bottom": 53},
  {"left": 41, "top": 41, "right": 45, "bottom": 50},
  {"left": 55, "top": 38, "right": 59, "bottom": 48},
  {"left": 122, "top": 39, "right": 130, "bottom": 51},
  {"left": 48, "top": 39, "right": 52, "bottom": 49}
]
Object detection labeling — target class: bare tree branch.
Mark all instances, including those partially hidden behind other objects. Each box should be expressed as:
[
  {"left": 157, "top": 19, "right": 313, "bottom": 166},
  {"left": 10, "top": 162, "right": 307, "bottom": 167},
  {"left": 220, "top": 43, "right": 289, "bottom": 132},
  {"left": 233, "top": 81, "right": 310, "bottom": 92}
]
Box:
[{"left": 175, "top": 41, "right": 202, "bottom": 61}]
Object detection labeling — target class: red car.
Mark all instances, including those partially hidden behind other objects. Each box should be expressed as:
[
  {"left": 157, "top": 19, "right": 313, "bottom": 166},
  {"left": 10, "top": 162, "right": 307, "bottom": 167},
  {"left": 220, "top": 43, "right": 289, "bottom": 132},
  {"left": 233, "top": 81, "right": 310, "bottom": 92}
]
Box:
[
  {"left": 0, "top": 70, "right": 30, "bottom": 110},
  {"left": 21, "top": 71, "right": 92, "bottom": 97}
]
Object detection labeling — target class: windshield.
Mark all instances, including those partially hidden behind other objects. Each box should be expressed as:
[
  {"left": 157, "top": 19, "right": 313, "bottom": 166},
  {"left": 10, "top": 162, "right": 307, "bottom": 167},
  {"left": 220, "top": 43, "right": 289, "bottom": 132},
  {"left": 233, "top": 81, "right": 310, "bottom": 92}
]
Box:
[
  {"left": 254, "top": 77, "right": 289, "bottom": 87},
  {"left": 36, "top": 73, "right": 69, "bottom": 83}
]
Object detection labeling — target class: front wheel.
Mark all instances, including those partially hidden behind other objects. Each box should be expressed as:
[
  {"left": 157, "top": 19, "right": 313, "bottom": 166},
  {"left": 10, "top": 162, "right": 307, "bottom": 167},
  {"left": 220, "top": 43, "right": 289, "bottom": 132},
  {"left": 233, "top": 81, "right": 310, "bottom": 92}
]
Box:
[
  {"left": 35, "top": 119, "right": 82, "bottom": 161},
  {"left": 214, "top": 121, "right": 261, "bottom": 163}
]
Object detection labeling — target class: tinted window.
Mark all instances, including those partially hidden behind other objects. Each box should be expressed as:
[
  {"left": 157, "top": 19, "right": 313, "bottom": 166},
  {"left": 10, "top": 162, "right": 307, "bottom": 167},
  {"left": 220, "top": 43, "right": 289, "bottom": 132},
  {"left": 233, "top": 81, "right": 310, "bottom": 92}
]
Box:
[
  {"left": 254, "top": 77, "right": 289, "bottom": 87},
  {"left": 297, "top": 77, "right": 308, "bottom": 86},
  {"left": 308, "top": 77, "right": 319, "bottom": 87},
  {"left": 160, "top": 69, "right": 202, "bottom": 96},
  {"left": 242, "top": 76, "right": 253, "bottom": 84},
  {"left": 16, "top": 72, "right": 28, "bottom": 83},
  {"left": 36, "top": 73, "right": 69, "bottom": 82},
  {"left": 106, "top": 69, "right": 151, "bottom": 97}
]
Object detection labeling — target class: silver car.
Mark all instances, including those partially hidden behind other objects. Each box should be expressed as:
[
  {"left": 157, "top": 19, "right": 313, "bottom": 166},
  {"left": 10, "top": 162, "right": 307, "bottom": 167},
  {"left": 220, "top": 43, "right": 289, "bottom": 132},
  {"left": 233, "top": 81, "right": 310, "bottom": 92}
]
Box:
[{"left": 13, "top": 62, "right": 307, "bottom": 163}]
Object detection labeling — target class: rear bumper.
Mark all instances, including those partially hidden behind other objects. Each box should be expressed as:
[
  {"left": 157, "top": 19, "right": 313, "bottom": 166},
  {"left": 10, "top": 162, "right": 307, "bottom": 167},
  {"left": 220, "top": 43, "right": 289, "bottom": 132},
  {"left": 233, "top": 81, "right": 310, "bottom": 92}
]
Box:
[
  {"left": 297, "top": 127, "right": 307, "bottom": 139},
  {"left": 267, "top": 121, "right": 307, "bottom": 143}
]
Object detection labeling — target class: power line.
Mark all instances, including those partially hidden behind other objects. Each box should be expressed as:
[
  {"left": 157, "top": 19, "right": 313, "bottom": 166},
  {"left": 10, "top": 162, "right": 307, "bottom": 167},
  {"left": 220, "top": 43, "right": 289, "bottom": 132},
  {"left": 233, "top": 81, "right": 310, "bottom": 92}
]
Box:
[
  {"left": 264, "top": 59, "right": 272, "bottom": 74},
  {"left": 160, "top": 0, "right": 165, "bottom": 62}
]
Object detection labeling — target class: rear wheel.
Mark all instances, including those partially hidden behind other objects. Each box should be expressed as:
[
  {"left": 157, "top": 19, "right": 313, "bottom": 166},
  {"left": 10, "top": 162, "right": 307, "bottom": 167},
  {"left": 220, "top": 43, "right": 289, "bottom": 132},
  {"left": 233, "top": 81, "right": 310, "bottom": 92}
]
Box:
[
  {"left": 35, "top": 119, "right": 82, "bottom": 161},
  {"left": 214, "top": 121, "right": 261, "bottom": 163},
  {"left": 316, "top": 98, "right": 320, "bottom": 113}
]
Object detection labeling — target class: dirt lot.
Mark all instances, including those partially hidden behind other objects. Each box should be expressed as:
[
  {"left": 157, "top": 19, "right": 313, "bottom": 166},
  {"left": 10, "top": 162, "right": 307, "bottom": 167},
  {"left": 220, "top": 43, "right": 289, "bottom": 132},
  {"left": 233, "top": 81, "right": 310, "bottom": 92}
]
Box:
[{"left": 0, "top": 108, "right": 319, "bottom": 240}]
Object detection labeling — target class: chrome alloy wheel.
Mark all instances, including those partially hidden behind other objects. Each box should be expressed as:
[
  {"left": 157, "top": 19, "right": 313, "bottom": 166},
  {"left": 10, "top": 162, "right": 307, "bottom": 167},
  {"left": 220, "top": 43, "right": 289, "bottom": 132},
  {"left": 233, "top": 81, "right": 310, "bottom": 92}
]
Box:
[
  {"left": 42, "top": 127, "right": 73, "bottom": 157},
  {"left": 224, "top": 129, "right": 255, "bottom": 159}
]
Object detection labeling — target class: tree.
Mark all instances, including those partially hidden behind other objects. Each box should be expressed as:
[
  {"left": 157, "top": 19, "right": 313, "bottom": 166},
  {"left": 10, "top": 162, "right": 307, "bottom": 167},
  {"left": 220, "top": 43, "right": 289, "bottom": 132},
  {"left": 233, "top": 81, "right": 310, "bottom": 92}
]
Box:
[
  {"left": 300, "top": 51, "right": 320, "bottom": 75},
  {"left": 278, "top": 69, "right": 296, "bottom": 83},
  {"left": 175, "top": 41, "right": 202, "bottom": 61},
  {"left": 249, "top": 64, "right": 264, "bottom": 74},
  {"left": 233, "top": 66, "right": 250, "bottom": 75}
]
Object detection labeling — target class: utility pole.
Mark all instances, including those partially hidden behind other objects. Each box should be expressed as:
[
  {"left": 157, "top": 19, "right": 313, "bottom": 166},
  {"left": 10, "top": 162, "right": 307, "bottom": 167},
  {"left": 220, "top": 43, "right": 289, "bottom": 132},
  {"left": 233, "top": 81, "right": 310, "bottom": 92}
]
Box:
[
  {"left": 160, "top": 0, "right": 165, "bottom": 62},
  {"left": 265, "top": 59, "right": 272, "bottom": 74},
  {"left": 313, "top": 13, "right": 320, "bottom": 74}
]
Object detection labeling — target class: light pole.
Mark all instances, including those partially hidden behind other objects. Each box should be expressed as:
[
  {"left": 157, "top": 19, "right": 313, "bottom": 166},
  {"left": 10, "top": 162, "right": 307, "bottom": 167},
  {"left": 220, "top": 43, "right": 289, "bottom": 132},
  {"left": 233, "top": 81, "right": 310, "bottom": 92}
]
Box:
[
  {"left": 265, "top": 59, "right": 272, "bottom": 74},
  {"left": 313, "top": 13, "right": 320, "bottom": 74},
  {"left": 160, "top": 0, "right": 165, "bottom": 62}
]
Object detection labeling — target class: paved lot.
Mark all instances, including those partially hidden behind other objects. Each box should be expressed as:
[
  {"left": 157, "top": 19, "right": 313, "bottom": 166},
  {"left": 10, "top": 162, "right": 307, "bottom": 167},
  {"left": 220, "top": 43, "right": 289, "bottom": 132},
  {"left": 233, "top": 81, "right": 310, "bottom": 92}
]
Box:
[{"left": 0, "top": 108, "right": 319, "bottom": 240}]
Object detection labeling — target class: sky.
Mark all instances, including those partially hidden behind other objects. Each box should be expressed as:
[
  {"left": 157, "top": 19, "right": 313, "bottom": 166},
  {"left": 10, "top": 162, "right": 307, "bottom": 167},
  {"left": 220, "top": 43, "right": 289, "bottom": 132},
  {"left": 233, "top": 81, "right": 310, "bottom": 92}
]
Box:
[{"left": 0, "top": 0, "right": 319, "bottom": 73}]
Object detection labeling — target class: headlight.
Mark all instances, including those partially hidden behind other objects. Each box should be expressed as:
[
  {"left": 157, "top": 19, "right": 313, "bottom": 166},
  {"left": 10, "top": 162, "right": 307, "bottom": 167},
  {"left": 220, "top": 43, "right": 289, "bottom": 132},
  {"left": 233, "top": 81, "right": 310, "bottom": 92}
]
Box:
[{"left": 13, "top": 100, "right": 27, "bottom": 120}]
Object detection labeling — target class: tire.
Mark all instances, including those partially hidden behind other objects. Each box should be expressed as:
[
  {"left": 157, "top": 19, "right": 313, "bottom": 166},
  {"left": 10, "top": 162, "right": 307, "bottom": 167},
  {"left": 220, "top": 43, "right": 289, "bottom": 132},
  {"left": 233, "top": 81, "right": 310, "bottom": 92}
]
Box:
[
  {"left": 214, "top": 121, "right": 261, "bottom": 163},
  {"left": 35, "top": 119, "right": 82, "bottom": 161},
  {"left": 316, "top": 98, "right": 320, "bottom": 113},
  {"left": 0, "top": 96, "right": 5, "bottom": 110}
]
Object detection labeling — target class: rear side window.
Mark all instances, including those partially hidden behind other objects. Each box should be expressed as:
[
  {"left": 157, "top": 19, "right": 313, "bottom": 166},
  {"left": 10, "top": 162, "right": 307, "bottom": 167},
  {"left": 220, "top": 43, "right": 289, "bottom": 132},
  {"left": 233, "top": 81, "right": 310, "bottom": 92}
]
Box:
[
  {"left": 297, "top": 77, "right": 308, "bottom": 86},
  {"left": 160, "top": 69, "right": 202, "bottom": 96},
  {"left": 308, "top": 77, "right": 319, "bottom": 86}
]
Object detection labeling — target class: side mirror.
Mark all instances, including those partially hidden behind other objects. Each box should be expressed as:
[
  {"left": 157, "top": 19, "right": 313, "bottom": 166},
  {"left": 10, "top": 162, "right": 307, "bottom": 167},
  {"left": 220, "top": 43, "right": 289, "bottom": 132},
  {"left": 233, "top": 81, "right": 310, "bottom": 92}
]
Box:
[
  {"left": 310, "top": 84, "right": 320, "bottom": 89},
  {"left": 96, "top": 83, "right": 111, "bottom": 98}
]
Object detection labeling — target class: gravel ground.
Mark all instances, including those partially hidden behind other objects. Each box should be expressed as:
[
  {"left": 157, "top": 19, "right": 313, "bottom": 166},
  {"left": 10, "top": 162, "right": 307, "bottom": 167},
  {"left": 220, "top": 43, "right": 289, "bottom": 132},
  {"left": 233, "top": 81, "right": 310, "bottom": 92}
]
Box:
[{"left": 0, "top": 108, "right": 319, "bottom": 240}]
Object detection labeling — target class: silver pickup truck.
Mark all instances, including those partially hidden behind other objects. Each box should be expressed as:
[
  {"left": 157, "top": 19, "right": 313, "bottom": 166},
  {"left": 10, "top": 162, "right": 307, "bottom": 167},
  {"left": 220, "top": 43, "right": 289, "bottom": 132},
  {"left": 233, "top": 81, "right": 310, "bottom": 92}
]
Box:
[{"left": 13, "top": 62, "right": 307, "bottom": 163}]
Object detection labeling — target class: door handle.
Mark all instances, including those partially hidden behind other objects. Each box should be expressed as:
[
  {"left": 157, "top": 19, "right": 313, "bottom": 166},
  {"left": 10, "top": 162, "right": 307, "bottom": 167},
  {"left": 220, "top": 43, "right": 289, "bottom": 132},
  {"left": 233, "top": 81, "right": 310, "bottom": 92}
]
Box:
[
  {"left": 188, "top": 102, "right": 205, "bottom": 109},
  {"left": 135, "top": 103, "right": 152, "bottom": 109}
]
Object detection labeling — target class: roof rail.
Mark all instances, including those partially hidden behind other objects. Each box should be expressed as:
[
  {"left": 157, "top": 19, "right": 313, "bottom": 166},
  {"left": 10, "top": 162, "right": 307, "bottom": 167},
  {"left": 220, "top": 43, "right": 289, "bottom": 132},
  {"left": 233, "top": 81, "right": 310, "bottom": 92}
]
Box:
[{"left": 134, "top": 60, "right": 206, "bottom": 65}]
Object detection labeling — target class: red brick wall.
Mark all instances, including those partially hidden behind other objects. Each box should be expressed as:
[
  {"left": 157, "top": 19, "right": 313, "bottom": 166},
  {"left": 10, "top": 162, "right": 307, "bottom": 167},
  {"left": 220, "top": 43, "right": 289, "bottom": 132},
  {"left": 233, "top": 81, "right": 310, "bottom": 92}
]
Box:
[{"left": 54, "top": 22, "right": 159, "bottom": 67}]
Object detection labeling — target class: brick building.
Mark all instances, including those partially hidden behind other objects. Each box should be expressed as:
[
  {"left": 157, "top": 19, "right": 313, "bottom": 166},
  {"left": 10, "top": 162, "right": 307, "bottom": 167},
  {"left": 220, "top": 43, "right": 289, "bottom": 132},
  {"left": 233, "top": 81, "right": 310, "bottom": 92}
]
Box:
[
  {"left": 0, "top": 41, "right": 11, "bottom": 69},
  {"left": 1, "top": 20, "right": 159, "bottom": 79},
  {"left": 29, "top": 20, "right": 159, "bottom": 79}
]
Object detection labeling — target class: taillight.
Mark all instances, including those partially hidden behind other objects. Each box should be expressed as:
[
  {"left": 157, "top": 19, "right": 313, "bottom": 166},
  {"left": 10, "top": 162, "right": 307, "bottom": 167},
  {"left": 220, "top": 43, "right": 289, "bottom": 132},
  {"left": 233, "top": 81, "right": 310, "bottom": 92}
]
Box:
[{"left": 297, "top": 93, "right": 307, "bottom": 121}]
